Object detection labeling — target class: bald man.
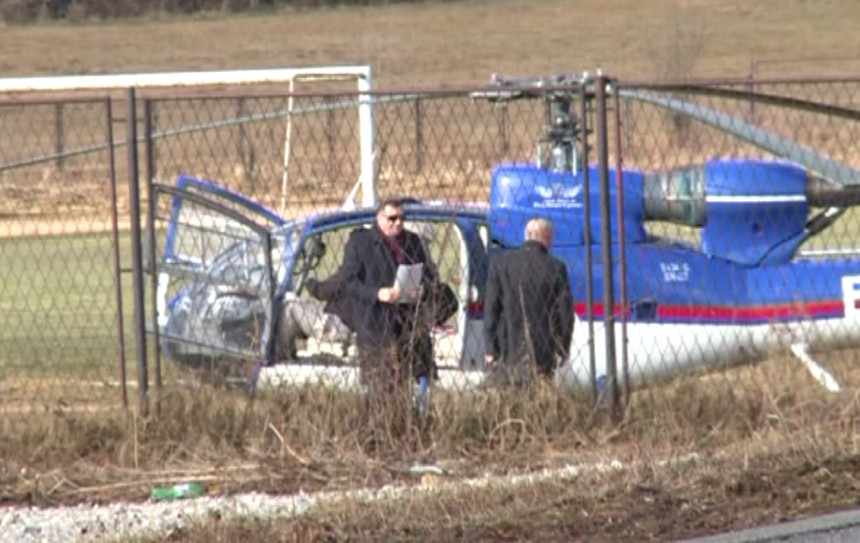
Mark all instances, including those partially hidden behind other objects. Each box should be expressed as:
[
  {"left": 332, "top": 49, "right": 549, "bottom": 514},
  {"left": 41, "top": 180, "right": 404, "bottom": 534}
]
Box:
[{"left": 484, "top": 217, "right": 574, "bottom": 387}]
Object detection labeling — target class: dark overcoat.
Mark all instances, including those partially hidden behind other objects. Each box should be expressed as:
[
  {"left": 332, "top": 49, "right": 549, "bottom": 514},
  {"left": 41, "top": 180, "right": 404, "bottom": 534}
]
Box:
[
  {"left": 484, "top": 240, "right": 574, "bottom": 377},
  {"left": 307, "top": 226, "right": 438, "bottom": 378}
]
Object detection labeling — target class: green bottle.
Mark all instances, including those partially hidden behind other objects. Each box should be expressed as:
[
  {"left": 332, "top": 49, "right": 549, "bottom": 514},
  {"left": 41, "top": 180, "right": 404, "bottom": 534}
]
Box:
[{"left": 150, "top": 481, "right": 206, "bottom": 501}]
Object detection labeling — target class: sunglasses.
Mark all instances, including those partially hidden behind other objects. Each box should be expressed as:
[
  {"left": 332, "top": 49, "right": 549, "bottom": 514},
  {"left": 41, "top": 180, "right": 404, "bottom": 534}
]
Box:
[{"left": 383, "top": 214, "right": 405, "bottom": 224}]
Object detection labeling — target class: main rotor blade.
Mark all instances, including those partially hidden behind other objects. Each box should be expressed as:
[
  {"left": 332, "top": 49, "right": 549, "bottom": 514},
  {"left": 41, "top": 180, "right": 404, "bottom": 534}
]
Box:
[{"left": 619, "top": 89, "right": 860, "bottom": 186}]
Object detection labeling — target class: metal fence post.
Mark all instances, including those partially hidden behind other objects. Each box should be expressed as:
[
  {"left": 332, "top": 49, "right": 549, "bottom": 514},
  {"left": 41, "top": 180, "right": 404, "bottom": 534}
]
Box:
[
  {"left": 126, "top": 87, "right": 149, "bottom": 416},
  {"left": 595, "top": 75, "right": 619, "bottom": 420},
  {"left": 579, "top": 83, "right": 598, "bottom": 404},
  {"left": 612, "top": 85, "right": 630, "bottom": 409},
  {"left": 54, "top": 103, "right": 64, "bottom": 171},
  {"left": 498, "top": 103, "right": 509, "bottom": 158},
  {"left": 414, "top": 97, "right": 423, "bottom": 173},
  {"left": 107, "top": 97, "right": 128, "bottom": 409},
  {"left": 143, "top": 99, "right": 162, "bottom": 396}
]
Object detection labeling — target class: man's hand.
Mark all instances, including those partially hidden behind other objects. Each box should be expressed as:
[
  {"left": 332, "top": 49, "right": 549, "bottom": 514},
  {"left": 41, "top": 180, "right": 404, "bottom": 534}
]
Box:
[
  {"left": 405, "top": 285, "right": 423, "bottom": 301},
  {"left": 378, "top": 285, "right": 401, "bottom": 303},
  {"left": 485, "top": 354, "right": 497, "bottom": 366},
  {"left": 378, "top": 285, "right": 424, "bottom": 303}
]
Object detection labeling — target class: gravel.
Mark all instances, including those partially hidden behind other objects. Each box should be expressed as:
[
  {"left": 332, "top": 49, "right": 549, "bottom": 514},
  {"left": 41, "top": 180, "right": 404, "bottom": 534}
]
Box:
[
  {"left": 0, "top": 455, "right": 699, "bottom": 542},
  {"left": 0, "top": 491, "right": 315, "bottom": 543}
]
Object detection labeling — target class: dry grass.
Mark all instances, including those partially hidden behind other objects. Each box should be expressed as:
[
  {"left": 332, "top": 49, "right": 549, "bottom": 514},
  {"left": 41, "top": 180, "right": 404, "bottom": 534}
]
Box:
[
  {"left": 2, "top": 0, "right": 859, "bottom": 226},
  {"left": 0, "top": 0, "right": 859, "bottom": 88},
  {"left": 4, "top": 357, "right": 860, "bottom": 540}
]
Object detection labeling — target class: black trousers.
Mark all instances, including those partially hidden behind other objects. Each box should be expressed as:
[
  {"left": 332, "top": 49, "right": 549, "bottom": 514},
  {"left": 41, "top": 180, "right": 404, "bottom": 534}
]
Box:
[{"left": 482, "top": 355, "right": 554, "bottom": 390}]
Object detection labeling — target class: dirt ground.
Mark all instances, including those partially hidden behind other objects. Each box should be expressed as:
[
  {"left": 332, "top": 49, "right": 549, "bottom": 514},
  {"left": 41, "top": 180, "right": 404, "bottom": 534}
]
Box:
[
  {"left": 7, "top": 371, "right": 860, "bottom": 543},
  {"left": 8, "top": 435, "right": 860, "bottom": 542},
  {"left": 85, "top": 442, "right": 860, "bottom": 542},
  {"left": 394, "top": 455, "right": 860, "bottom": 542}
]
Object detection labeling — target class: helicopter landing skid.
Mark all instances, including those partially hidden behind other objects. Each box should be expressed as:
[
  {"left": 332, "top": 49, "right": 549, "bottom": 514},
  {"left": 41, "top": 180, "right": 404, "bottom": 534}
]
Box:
[{"left": 790, "top": 343, "right": 841, "bottom": 393}]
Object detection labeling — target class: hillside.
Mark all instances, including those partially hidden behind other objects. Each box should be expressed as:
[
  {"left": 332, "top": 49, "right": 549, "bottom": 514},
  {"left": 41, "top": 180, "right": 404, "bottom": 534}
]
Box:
[{"left": 0, "top": 0, "right": 858, "bottom": 88}]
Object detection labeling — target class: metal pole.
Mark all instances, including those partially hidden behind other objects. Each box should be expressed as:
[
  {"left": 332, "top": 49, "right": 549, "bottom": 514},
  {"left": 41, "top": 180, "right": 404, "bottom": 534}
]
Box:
[
  {"left": 414, "top": 98, "right": 423, "bottom": 174},
  {"left": 499, "top": 104, "right": 509, "bottom": 158},
  {"left": 327, "top": 96, "right": 339, "bottom": 183},
  {"left": 612, "top": 86, "right": 630, "bottom": 409},
  {"left": 106, "top": 97, "right": 128, "bottom": 409},
  {"left": 54, "top": 103, "right": 64, "bottom": 171},
  {"left": 126, "top": 87, "right": 148, "bottom": 416},
  {"left": 579, "top": 84, "right": 597, "bottom": 403},
  {"left": 263, "top": 232, "right": 276, "bottom": 367},
  {"left": 280, "top": 78, "right": 295, "bottom": 215},
  {"left": 594, "top": 75, "right": 619, "bottom": 419},
  {"left": 143, "top": 100, "right": 162, "bottom": 395},
  {"left": 237, "top": 97, "right": 247, "bottom": 167},
  {"left": 357, "top": 69, "right": 377, "bottom": 208}
]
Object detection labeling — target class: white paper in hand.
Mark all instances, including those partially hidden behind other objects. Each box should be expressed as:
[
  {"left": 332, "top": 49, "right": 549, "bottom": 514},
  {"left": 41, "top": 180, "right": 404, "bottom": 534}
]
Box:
[{"left": 394, "top": 263, "right": 423, "bottom": 303}]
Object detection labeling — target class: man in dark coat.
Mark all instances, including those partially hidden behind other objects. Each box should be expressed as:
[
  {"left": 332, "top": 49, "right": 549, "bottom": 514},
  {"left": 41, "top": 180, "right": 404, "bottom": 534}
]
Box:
[
  {"left": 484, "top": 217, "right": 574, "bottom": 388},
  {"left": 306, "top": 198, "right": 439, "bottom": 411}
]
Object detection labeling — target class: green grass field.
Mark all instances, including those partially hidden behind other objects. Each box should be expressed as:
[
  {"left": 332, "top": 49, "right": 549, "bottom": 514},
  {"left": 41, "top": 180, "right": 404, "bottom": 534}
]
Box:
[{"left": 0, "top": 231, "right": 133, "bottom": 391}]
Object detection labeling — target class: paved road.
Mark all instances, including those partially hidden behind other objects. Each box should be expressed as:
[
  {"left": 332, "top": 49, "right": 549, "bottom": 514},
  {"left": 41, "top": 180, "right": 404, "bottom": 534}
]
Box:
[{"left": 679, "top": 508, "right": 860, "bottom": 542}]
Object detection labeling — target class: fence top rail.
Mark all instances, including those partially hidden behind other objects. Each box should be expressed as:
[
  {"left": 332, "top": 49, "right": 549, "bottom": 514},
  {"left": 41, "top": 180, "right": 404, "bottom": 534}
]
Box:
[
  {"left": 619, "top": 74, "right": 860, "bottom": 88},
  {"left": 0, "top": 66, "right": 372, "bottom": 93}
]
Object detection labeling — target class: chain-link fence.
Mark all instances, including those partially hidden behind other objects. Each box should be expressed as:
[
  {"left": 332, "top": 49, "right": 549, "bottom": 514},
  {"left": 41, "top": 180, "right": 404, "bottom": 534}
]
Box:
[
  {"left": 0, "top": 95, "right": 130, "bottom": 420},
  {"left": 2, "top": 74, "right": 859, "bottom": 427}
]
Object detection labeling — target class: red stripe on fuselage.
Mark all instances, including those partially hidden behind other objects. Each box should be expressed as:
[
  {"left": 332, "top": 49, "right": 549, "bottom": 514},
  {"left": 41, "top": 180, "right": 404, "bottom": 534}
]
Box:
[
  {"left": 574, "top": 300, "right": 844, "bottom": 320},
  {"left": 469, "top": 300, "right": 844, "bottom": 321}
]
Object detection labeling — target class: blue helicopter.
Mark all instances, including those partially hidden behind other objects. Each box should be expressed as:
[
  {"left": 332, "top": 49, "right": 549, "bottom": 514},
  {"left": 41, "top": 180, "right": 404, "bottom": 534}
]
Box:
[
  {"left": 150, "top": 75, "right": 860, "bottom": 393},
  {"left": 481, "top": 75, "right": 860, "bottom": 393}
]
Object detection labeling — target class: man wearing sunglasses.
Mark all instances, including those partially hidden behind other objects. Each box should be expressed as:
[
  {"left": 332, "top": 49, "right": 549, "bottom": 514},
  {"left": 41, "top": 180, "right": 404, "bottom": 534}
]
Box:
[{"left": 309, "top": 197, "right": 439, "bottom": 428}]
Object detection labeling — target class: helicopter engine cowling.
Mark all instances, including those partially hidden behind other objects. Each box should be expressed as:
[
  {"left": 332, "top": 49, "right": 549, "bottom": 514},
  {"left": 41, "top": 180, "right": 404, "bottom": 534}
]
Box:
[
  {"left": 489, "top": 158, "right": 860, "bottom": 266},
  {"left": 643, "top": 159, "right": 810, "bottom": 265},
  {"left": 643, "top": 159, "right": 860, "bottom": 265}
]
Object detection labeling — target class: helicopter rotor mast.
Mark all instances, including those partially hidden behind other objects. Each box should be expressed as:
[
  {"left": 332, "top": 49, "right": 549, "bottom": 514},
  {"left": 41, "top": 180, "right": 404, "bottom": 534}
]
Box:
[{"left": 474, "top": 72, "right": 594, "bottom": 174}]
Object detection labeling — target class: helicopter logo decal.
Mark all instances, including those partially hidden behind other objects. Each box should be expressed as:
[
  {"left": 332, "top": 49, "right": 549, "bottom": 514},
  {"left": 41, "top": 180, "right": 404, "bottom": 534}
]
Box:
[
  {"left": 659, "top": 262, "right": 691, "bottom": 283},
  {"left": 533, "top": 183, "right": 583, "bottom": 209}
]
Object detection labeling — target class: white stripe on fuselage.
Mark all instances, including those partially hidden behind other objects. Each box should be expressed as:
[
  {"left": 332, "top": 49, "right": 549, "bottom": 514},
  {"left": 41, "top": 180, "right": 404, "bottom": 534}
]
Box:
[
  {"left": 257, "top": 315, "right": 860, "bottom": 393},
  {"left": 705, "top": 195, "right": 806, "bottom": 204},
  {"left": 557, "top": 314, "right": 860, "bottom": 388}
]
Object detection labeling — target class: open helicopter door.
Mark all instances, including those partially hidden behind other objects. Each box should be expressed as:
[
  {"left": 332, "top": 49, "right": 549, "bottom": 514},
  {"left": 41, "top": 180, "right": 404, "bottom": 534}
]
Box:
[
  {"left": 458, "top": 220, "right": 490, "bottom": 370},
  {"left": 148, "top": 176, "right": 285, "bottom": 382},
  {"left": 407, "top": 218, "right": 464, "bottom": 370},
  {"left": 402, "top": 215, "right": 489, "bottom": 374}
]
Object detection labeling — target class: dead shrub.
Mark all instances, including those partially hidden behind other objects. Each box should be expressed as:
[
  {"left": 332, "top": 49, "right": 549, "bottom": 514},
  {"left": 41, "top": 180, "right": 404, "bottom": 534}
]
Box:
[
  {"left": 65, "top": 0, "right": 143, "bottom": 21},
  {"left": 427, "top": 384, "right": 593, "bottom": 455},
  {"left": 0, "top": 0, "right": 44, "bottom": 24},
  {"left": 2, "top": 358, "right": 858, "bottom": 508}
]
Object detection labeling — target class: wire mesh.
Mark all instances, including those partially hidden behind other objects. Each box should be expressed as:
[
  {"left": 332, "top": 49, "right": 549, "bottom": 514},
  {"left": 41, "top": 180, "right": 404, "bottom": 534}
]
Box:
[
  {"left": 1, "top": 76, "right": 859, "bottom": 428},
  {"left": 0, "top": 97, "right": 127, "bottom": 422}
]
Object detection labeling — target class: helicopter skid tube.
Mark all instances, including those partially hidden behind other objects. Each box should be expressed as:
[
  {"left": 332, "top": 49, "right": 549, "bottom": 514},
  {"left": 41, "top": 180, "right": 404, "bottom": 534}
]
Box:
[
  {"left": 556, "top": 316, "right": 860, "bottom": 389},
  {"left": 256, "top": 363, "right": 486, "bottom": 393},
  {"left": 256, "top": 316, "right": 860, "bottom": 394}
]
